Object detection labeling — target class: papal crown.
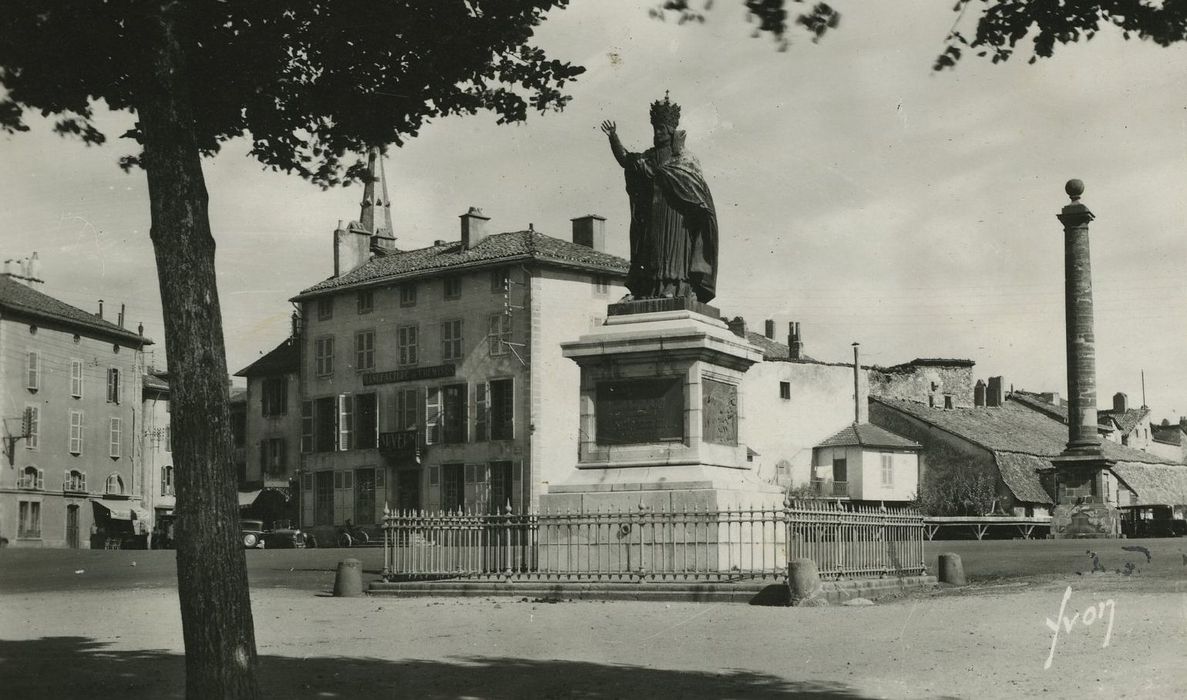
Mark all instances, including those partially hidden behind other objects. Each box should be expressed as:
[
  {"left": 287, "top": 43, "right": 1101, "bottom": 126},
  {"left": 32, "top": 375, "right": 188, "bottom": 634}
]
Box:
[{"left": 650, "top": 91, "right": 681, "bottom": 129}]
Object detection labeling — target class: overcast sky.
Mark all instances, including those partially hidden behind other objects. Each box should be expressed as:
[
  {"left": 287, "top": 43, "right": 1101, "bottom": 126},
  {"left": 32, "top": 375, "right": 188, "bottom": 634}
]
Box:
[{"left": 4, "top": 1, "right": 1187, "bottom": 417}]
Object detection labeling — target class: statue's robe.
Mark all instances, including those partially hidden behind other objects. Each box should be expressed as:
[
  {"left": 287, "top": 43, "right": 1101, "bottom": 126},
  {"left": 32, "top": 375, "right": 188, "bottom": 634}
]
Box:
[{"left": 621, "top": 147, "right": 718, "bottom": 303}]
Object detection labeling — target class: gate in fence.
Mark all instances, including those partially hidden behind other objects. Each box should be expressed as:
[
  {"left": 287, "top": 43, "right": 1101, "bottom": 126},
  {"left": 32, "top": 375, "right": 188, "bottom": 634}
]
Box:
[{"left": 383, "top": 499, "right": 926, "bottom": 583}]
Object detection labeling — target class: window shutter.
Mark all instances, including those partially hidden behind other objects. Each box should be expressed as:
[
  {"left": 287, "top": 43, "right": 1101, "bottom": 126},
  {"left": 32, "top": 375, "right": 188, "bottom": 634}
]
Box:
[
  {"left": 26, "top": 351, "right": 39, "bottom": 390},
  {"left": 475, "top": 383, "right": 489, "bottom": 442},
  {"left": 260, "top": 440, "right": 268, "bottom": 470},
  {"left": 338, "top": 394, "right": 354, "bottom": 451},
  {"left": 425, "top": 387, "right": 440, "bottom": 445},
  {"left": 37, "top": 469, "right": 44, "bottom": 490},
  {"left": 64, "top": 469, "right": 71, "bottom": 490},
  {"left": 301, "top": 401, "right": 314, "bottom": 453}
]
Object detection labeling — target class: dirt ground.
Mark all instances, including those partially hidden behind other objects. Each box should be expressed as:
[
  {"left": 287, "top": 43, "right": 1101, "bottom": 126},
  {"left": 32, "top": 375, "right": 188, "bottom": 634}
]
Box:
[{"left": 2, "top": 571, "right": 1186, "bottom": 699}]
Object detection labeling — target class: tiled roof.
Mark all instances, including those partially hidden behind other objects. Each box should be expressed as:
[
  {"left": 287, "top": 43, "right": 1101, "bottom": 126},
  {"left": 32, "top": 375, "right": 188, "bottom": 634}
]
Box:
[
  {"left": 993, "top": 452, "right": 1055, "bottom": 504},
  {"left": 0, "top": 275, "right": 150, "bottom": 345},
  {"left": 881, "top": 358, "right": 976, "bottom": 372},
  {"left": 1111, "top": 462, "right": 1187, "bottom": 507},
  {"left": 742, "top": 332, "right": 823, "bottom": 363},
  {"left": 1098, "top": 407, "right": 1150, "bottom": 435},
  {"left": 143, "top": 372, "right": 169, "bottom": 392},
  {"left": 294, "top": 230, "right": 629, "bottom": 299},
  {"left": 1151, "top": 423, "right": 1184, "bottom": 446},
  {"left": 1009, "top": 391, "right": 1070, "bottom": 422},
  {"left": 235, "top": 338, "right": 299, "bottom": 377},
  {"left": 816, "top": 423, "right": 921, "bottom": 450},
  {"left": 870, "top": 395, "right": 1172, "bottom": 465}
]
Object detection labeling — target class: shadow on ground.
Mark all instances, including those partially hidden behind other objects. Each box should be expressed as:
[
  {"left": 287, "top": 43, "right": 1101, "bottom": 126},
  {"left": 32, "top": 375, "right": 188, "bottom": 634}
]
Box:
[{"left": 0, "top": 636, "right": 877, "bottom": 699}]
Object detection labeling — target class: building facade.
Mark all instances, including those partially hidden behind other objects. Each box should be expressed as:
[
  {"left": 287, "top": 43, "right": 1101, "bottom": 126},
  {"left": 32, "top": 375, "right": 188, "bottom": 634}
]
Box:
[
  {"left": 289, "top": 199, "right": 627, "bottom": 535},
  {"left": 0, "top": 272, "right": 152, "bottom": 548},
  {"left": 139, "top": 371, "right": 174, "bottom": 528},
  {"left": 235, "top": 338, "right": 301, "bottom": 524}
]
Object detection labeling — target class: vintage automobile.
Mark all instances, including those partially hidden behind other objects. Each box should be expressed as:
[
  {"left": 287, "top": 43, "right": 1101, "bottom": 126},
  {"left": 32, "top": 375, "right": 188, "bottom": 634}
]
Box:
[{"left": 241, "top": 519, "right": 309, "bottom": 549}]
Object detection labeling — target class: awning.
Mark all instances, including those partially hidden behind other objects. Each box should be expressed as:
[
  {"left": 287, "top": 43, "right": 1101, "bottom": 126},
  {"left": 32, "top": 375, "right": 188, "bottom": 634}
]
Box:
[
  {"left": 93, "top": 499, "right": 135, "bottom": 520},
  {"left": 237, "top": 490, "right": 262, "bottom": 507}
]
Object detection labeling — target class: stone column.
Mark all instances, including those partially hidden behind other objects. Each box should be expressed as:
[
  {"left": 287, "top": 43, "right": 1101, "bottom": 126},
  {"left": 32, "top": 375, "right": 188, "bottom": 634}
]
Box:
[{"left": 1058, "top": 179, "right": 1101, "bottom": 455}]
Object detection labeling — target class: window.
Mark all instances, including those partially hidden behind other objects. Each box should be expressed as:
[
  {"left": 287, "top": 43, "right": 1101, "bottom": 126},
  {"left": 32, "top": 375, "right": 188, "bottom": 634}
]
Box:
[
  {"left": 66, "top": 469, "right": 87, "bottom": 492},
  {"left": 396, "top": 388, "right": 419, "bottom": 430},
  {"left": 476, "top": 384, "right": 488, "bottom": 441},
  {"left": 109, "top": 417, "right": 122, "bottom": 458},
  {"left": 441, "top": 383, "right": 467, "bottom": 444},
  {"left": 314, "top": 397, "right": 336, "bottom": 452},
  {"left": 441, "top": 320, "right": 463, "bottom": 362},
  {"left": 71, "top": 359, "right": 84, "bottom": 397},
  {"left": 881, "top": 453, "right": 894, "bottom": 487},
  {"left": 315, "top": 471, "right": 334, "bottom": 525},
  {"left": 338, "top": 394, "right": 354, "bottom": 451},
  {"left": 400, "top": 283, "right": 417, "bottom": 307},
  {"left": 315, "top": 336, "right": 334, "bottom": 376},
  {"left": 21, "top": 466, "right": 44, "bottom": 490},
  {"left": 69, "top": 410, "right": 84, "bottom": 454},
  {"left": 106, "top": 368, "right": 121, "bottom": 404},
  {"left": 779, "top": 381, "right": 791, "bottom": 400},
  {"left": 488, "top": 313, "right": 511, "bottom": 356},
  {"left": 441, "top": 463, "right": 464, "bottom": 512},
  {"left": 105, "top": 473, "right": 125, "bottom": 495},
  {"left": 444, "top": 276, "right": 462, "bottom": 300},
  {"left": 425, "top": 387, "right": 441, "bottom": 445},
  {"left": 593, "top": 275, "right": 610, "bottom": 295},
  {"left": 397, "top": 325, "right": 418, "bottom": 366},
  {"left": 356, "top": 393, "right": 378, "bottom": 449},
  {"left": 355, "top": 330, "right": 375, "bottom": 370},
  {"left": 489, "top": 461, "right": 514, "bottom": 513},
  {"left": 161, "top": 465, "right": 174, "bottom": 496},
  {"left": 301, "top": 401, "right": 314, "bottom": 453},
  {"left": 25, "top": 351, "right": 40, "bottom": 391},
  {"left": 261, "top": 438, "right": 286, "bottom": 474},
  {"left": 317, "top": 297, "right": 334, "bottom": 320},
  {"left": 24, "top": 405, "right": 39, "bottom": 450},
  {"left": 262, "top": 376, "right": 288, "bottom": 416},
  {"left": 491, "top": 268, "right": 509, "bottom": 293},
  {"left": 357, "top": 289, "right": 373, "bottom": 314},
  {"left": 18, "top": 501, "right": 41, "bottom": 539},
  {"left": 489, "top": 379, "right": 514, "bottom": 440}
]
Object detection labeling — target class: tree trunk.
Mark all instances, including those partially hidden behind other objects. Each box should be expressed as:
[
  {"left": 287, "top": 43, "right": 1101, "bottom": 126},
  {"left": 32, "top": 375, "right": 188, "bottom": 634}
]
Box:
[{"left": 137, "top": 4, "right": 260, "bottom": 698}]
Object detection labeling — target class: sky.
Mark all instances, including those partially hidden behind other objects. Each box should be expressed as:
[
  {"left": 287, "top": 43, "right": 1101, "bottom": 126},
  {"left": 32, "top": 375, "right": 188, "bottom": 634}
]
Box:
[{"left": 3, "top": 1, "right": 1187, "bottom": 418}]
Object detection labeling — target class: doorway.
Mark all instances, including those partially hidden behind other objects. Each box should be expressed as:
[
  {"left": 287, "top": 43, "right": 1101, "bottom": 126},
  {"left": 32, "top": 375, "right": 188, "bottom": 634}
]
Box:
[{"left": 66, "top": 504, "right": 80, "bottom": 549}]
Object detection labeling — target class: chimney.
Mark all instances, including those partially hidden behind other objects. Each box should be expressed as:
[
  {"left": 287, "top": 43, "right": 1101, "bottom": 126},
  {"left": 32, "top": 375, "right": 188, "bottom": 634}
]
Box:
[
  {"left": 764, "top": 319, "right": 775, "bottom": 339},
  {"left": 1113, "top": 392, "right": 1128, "bottom": 413},
  {"left": 726, "top": 316, "right": 747, "bottom": 339},
  {"left": 974, "top": 380, "right": 986, "bottom": 407},
  {"left": 460, "top": 207, "right": 490, "bottom": 250},
  {"left": 97, "top": 299, "right": 104, "bottom": 320},
  {"left": 571, "top": 215, "right": 606, "bottom": 251},
  {"left": 1039, "top": 391, "right": 1061, "bottom": 406},
  {"left": 1058, "top": 179, "right": 1101, "bottom": 455},
  {"left": 333, "top": 220, "right": 372, "bottom": 277},
  {"left": 788, "top": 322, "right": 804, "bottom": 360},
  {"left": 27, "top": 252, "right": 41, "bottom": 287},
  {"left": 118, "top": 303, "right": 125, "bottom": 329},
  {"left": 986, "top": 376, "right": 1004, "bottom": 407}
]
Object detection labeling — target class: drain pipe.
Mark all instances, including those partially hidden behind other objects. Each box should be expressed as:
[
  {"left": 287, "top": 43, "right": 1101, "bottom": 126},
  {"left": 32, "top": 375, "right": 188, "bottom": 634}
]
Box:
[{"left": 852, "top": 342, "right": 861, "bottom": 425}]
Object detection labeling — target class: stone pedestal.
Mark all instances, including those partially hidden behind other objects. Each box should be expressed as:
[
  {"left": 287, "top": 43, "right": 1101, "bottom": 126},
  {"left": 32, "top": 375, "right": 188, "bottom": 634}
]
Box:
[
  {"left": 1049, "top": 454, "right": 1120, "bottom": 539},
  {"left": 543, "top": 303, "right": 783, "bottom": 514}
]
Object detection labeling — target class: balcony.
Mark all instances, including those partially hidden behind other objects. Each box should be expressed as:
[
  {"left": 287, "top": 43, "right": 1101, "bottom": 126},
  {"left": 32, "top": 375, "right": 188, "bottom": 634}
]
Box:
[{"left": 811, "top": 479, "right": 850, "bottom": 498}]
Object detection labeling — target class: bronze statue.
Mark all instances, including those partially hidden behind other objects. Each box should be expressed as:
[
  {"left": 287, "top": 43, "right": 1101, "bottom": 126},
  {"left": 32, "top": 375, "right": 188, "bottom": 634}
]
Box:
[{"left": 601, "top": 92, "right": 719, "bottom": 304}]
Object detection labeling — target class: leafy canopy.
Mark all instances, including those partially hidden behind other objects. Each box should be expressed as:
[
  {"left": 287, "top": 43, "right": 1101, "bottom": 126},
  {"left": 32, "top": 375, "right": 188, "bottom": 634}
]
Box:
[{"left": 0, "top": 0, "right": 583, "bottom": 186}]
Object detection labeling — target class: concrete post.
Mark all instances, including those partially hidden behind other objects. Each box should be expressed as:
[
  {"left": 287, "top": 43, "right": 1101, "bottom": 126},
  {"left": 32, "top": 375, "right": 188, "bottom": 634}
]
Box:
[
  {"left": 937, "top": 553, "right": 966, "bottom": 585},
  {"left": 787, "top": 558, "right": 822, "bottom": 604},
  {"left": 333, "top": 558, "right": 363, "bottom": 597}
]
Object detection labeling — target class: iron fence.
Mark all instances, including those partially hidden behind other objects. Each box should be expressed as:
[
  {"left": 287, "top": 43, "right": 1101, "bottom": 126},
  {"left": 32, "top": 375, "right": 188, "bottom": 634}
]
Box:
[{"left": 383, "top": 499, "right": 925, "bottom": 583}]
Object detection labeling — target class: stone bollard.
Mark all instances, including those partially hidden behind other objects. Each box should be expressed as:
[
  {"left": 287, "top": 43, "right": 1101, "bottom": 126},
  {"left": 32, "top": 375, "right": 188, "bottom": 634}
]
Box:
[
  {"left": 937, "top": 552, "right": 966, "bottom": 585},
  {"left": 333, "top": 558, "right": 363, "bottom": 597},
  {"left": 787, "top": 558, "right": 822, "bottom": 605}
]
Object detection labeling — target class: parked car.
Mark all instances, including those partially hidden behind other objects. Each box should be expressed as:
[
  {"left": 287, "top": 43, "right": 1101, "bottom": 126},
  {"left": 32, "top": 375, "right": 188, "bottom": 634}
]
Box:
[{"left": 241, "top": 519, "right": 310, "bottom": 549}]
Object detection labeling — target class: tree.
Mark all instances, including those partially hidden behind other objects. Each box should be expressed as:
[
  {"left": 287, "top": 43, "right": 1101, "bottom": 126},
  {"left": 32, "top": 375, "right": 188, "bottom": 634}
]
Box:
[
  {"left": 935, "top": 0, "right": 1187, "bottom": 70},
  {"left": 0, "top": 3, "right": 581, "bottom": 697}
]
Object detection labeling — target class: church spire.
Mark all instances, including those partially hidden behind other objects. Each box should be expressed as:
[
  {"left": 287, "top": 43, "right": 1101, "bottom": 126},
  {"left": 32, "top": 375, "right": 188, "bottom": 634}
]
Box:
[{"left": 359, "top": 146, "right": 394, "bottom": 240}]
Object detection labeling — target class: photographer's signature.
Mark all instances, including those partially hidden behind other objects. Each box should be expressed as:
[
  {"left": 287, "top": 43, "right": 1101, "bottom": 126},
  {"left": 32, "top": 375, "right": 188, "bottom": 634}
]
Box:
[{"left": 1044, "top": 585, "right": 1115, "bottom": 670}]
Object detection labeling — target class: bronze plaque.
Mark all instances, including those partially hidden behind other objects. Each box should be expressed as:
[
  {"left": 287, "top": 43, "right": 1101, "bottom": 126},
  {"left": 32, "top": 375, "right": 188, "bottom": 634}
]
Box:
[
  {"left": 596, "top": 378, "right": 684, "bottom": 445},
  {"left": 702, "top": 378, "right": 738, "bottom": 445}
]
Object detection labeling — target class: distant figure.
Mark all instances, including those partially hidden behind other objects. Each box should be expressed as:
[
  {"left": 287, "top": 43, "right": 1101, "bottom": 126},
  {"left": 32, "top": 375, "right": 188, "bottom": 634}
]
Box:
[{"left": 601, "top": 92, "right": 719, "bottom": 303}]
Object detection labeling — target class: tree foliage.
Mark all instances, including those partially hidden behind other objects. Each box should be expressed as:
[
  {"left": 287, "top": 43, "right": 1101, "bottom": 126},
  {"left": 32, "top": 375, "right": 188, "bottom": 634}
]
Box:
[
  {"left": 0, "top": 0, "right": 583, "bottom": 184},
  {"left": 936, "top": 0, "right": 1187, "bottom": 70},
  {"left": 915, "top": 463, "right": 999, "bottom": 517},
  {"left": 651, "top": 0, "right": 841, "bottom": 49}
]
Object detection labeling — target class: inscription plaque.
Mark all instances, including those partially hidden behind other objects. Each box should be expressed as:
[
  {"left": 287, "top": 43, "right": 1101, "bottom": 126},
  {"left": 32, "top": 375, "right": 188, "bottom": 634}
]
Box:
[
  {"left": 596, "top": 378, "right": 684, "bottom": 445},
  {"left": 702, "top": 378, "right": 738, "bottom": 445}
]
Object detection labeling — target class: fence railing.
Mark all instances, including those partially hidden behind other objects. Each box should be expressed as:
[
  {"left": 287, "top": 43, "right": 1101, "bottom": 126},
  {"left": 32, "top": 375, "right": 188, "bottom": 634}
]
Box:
[{"left": 383, "top": 499, "right": 926, "bottom": 583}]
